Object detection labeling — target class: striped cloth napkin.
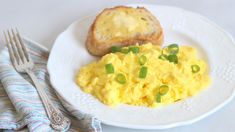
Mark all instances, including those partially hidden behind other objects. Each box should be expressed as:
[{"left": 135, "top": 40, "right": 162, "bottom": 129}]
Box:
[{"left": 0, "top": 38, "right": 102, "bottom": 132}]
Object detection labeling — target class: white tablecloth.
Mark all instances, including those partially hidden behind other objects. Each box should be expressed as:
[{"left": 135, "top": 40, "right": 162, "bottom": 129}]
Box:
[{"left": 0, "top": 0, "right": 234, "bottom": 132}]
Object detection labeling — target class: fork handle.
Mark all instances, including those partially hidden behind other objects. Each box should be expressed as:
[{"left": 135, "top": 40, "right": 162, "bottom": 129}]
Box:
[{"left": 27, "top": 70, "right": 70, "bottom": 131}]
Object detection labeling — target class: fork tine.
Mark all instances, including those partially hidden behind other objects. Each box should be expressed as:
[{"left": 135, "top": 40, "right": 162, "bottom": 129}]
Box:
[
  {"left": 11, "top": 28, "right": 27, "bottom": 63},
  {"left": 7, "top": 30, "right": 21, "bottom": 64},
  {"left": 15, "top": 28, "right": 29, "bottom": 61},
  {"left": 4, "top": 31, "right": 16, "bottom": 64}
]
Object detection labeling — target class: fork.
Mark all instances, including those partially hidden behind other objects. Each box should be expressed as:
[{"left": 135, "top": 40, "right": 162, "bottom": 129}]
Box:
[{"left": 3, "top": 28, "right": 71, "bottom": 131}]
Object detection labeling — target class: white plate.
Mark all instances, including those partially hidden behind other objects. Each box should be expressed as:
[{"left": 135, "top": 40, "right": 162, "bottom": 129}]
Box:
[{"left": 47, "top": 4, "right": 235, "bottom": 129}]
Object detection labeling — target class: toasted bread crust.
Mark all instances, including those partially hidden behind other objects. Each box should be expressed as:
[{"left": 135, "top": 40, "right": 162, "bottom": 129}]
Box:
[{"left": 86, "top": 6, "right": 164, "bottom": 56}]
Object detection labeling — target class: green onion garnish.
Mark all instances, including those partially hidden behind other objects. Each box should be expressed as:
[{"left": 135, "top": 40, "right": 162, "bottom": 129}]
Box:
[
  {"left": 158, "top": 85, "right": 169, "bottom": 96},
  {"left": 121, "top": 47, "right": 129, "bottom": 54},
  {"left": 139, "top": 66, "right": 148, "bottom": 78},
  {"left": 105, "top": 63, "right": 114, "bottom": 74},
  {"left": 167, "top": 44, "right": 179, "bottom": 54},
  {"left": 156, "top": 93, "right": 161, "bottom": 103},
  {"left": 156, "top": 85, "right": 169, "bottom": 103},
  {"left": 111, "top": 46, "right": 121, "bottom": 53},
  {"left": 168, "top": 54, "right": 178, "bottom": 64},
  {"left": 116, "top": 73, "right": 126, "bottom": 84},
  {"left": 158, "top": 54, "right": 168, "bottom": 60},
  {"left": 129, "top": 46, "right": 139, "bottom": 54},
  {"left": 139, "top": 55, "right": 147, "bottom": 65},
  {"left": 191, "top": 65, "right": 200, "bottom": 73}
]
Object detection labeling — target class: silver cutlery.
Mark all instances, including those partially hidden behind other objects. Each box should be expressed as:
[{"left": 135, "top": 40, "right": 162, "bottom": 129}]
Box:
[{"left": 3, "top": 28, "right": 71, "bottom": 131}]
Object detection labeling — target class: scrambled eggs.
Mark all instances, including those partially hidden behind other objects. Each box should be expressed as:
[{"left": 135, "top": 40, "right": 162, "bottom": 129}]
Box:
[{"left": 76, "top": 43, "right": 211, "bottom": 107}]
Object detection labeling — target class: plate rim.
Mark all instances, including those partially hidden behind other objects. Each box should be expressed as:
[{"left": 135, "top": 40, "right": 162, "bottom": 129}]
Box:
[{"left": 47, "top": 4, "right": 235, "bottom": 129}]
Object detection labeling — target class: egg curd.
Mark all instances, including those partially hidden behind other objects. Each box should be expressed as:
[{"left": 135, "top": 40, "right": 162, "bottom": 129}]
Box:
[{"left": 76, "top": 43, "right": 211, "bottom": 107}]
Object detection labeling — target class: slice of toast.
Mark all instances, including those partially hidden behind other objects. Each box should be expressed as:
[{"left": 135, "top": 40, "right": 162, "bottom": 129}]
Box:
[{"left": 86, "top": 6, "right": 163, "bottom": 56}]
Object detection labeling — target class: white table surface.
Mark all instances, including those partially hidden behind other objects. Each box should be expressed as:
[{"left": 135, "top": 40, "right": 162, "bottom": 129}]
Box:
[{"left": 0, "top": 0, "right": 235, "bottom": 132}]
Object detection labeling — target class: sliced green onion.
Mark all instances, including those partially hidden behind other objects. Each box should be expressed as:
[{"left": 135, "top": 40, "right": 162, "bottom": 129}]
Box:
[
  {"left": 139, "top": 55, "right": 147, "bottom": 65},
  {"left": 116, "top": 73, "right": 126, "bottom": 84},
  {"left": 158, "top": 85, "right": 169, "bottom": 96},
  {"left": 156, "top": 93, "right": 161, "bottom": 103},
  {"left": 105, "top": 63, "right": 114, "bottom": 74},
  {"left": 121, "top": 47, "right": 129, "bottom": 54},
  {"left": 168, "top": 54, "right": 178, "bottom": 64},
  {"left": 111, "top": 46, "right": 121, "bottom": 53},
  {"left": 191, "top": 65, "right": 200, "bottom": 73},
  {"left": 156, "top": 85, "right": 169, "bottom": 103},
  {"left": 167, "top": 44, "right": 179, "bottom": 54},
  {"left": 158, "top": 54, "right": 168, "bottom": 60},
  {"left": 139, "top": 66, "right": 148, "bottom": 78},
  {"left": 129, "top": 46, "right": 139, "bottom": 54}
]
